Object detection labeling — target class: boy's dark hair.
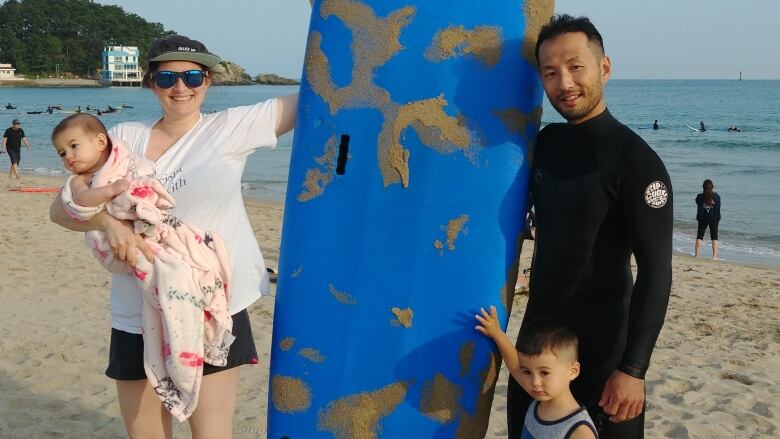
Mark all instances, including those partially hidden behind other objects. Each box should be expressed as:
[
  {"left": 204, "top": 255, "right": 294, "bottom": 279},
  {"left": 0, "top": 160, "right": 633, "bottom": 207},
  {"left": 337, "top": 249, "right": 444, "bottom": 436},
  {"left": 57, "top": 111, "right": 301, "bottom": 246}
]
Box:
[
  {"left": 517, "top": 318, "right": 579, "bottom": 360},
  {"left": 51, "top": 113, "right": 109, "bottom": 143},
  {"left": 535, "top": 14, "right": 605, "bottom": 65}
]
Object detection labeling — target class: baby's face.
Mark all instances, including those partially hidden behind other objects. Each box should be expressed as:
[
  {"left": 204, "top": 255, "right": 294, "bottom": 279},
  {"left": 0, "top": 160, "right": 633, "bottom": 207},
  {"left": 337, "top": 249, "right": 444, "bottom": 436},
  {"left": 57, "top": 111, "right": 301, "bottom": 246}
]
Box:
[
  {"left": 53, "top": 127, "right": 108, "bottom": 174},
  {"left": 516, "top": 349, "right": 579, "bottom": 402}
]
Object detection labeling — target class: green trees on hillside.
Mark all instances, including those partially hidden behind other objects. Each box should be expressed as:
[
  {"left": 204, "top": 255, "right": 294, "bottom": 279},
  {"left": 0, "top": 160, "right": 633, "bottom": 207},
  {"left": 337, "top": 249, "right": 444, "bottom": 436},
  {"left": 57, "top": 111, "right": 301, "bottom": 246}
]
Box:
[{"left": 0, "top": 0, "right": 172, "bottom": 76}]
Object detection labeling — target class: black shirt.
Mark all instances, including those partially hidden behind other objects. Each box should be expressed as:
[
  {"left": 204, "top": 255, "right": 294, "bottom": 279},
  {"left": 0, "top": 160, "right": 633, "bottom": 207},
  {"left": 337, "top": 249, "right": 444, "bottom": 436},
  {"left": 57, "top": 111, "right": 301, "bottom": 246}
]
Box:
[
  {"left": 3, "top": 127, "right": 25, "bottom": 149},
  {"left": 527, "top": 109, "right": 673, "bottom": 386}
]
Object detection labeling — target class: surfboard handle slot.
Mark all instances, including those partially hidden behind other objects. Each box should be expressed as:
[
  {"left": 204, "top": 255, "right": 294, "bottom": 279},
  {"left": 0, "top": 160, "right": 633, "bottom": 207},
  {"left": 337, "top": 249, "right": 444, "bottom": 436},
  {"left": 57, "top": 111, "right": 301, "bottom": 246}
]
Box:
[{"left": 336, "top": 134, "right": 350, "bottom": 175}]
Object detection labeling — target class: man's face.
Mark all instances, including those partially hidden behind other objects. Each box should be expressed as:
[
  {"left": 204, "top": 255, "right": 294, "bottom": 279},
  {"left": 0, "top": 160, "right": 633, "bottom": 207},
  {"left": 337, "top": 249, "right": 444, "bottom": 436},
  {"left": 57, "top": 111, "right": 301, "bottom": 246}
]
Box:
[
  {"left": 538, "top": 32, "right": 611, "bottom": 124},
  {"left": 12, "top": 123, "right": 20, "bottom": 130}
]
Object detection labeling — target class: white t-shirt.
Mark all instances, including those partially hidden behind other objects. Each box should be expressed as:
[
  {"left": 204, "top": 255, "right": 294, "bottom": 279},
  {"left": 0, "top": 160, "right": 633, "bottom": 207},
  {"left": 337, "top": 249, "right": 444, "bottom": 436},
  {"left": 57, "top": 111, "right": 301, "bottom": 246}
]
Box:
[{"left": 107, "top": 99, "right": 278, "bottom": 333}]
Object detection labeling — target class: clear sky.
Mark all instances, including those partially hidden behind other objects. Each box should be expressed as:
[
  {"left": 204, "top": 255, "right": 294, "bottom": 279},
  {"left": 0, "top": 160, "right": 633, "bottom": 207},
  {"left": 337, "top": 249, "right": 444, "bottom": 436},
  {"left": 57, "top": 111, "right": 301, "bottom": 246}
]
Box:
[{"left": 95, "top": 0, "right": 779, "bottom": 80}]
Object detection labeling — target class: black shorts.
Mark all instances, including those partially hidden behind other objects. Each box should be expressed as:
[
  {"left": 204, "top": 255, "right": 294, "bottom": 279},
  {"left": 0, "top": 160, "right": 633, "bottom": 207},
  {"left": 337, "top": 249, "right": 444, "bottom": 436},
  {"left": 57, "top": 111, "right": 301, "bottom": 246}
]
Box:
[
  {"left": 696, "top": 220, "right": 719, "bottom": 241},
  {"left": 6, "top": 146, "right": 20, "bottom": 165},
  {"left": 105, "top": 309, "right": 258, "bottom": 381}
]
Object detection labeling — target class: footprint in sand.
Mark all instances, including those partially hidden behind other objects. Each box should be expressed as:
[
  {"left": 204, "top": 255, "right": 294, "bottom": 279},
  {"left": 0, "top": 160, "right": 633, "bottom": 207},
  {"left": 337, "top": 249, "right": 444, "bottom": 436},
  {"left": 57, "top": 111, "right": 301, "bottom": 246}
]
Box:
[
  {"left": 752, "top": 401, "right": 773, "bottom": 418},
  {"left": 715, "top": 371, "right": 754, "bottom": 385},
  {"left": 665, "top": 379, "right": 695, "bottom": 394},
  {"left": 235, "top": 423, "right": 263, "bottom": 434},
  {"left": 690, "top": 322, "right": 716, "bottom": 336},
  {"left": 664, "top": 424, "right": 688, "bottom": 438}
]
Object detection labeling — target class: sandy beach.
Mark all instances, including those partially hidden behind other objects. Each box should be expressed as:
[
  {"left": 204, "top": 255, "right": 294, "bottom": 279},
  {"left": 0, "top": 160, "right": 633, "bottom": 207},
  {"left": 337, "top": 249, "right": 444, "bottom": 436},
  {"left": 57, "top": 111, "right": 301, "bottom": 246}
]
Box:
[{"left": 0, "top": 174, "right": 777, "bottom": 438}]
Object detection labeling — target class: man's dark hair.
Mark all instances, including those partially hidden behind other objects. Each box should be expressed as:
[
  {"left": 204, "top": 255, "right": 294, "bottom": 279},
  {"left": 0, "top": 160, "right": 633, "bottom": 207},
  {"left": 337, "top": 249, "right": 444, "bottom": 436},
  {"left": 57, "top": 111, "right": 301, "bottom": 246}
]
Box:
[
  {"left": 535, "top": 14, "right": 605, "bottom": 65},
  {"left": 517, "top": 318, "right": 579, "bottom": 360}
]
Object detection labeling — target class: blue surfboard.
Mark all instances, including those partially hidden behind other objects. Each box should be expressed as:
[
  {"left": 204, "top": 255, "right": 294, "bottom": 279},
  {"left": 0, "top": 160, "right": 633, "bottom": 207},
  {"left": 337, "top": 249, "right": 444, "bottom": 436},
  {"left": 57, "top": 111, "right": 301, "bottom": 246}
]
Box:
[{"left": 269, "top": 0, "right": 553, "bottom": 436}]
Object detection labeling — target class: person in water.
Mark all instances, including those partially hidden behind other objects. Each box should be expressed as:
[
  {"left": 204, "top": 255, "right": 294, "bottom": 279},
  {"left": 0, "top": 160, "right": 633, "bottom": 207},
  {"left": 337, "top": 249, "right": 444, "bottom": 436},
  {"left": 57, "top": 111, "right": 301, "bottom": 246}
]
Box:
[
  {"left": 699, "top": 121, "right": 706, "bottom": 132},
  {"left": 694, "top": 179, "right": 722, "bottom": 260},
  {"left": 652, "top": 120, "right": 659, "bottom": 130},
  {"left": 506, "top": 14, "right": 673, "bottom": 439}
]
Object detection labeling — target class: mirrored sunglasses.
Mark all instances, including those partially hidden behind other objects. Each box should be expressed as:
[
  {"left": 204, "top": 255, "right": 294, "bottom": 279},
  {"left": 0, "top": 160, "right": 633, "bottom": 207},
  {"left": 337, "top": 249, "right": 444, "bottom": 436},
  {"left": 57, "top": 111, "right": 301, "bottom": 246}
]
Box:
[{"left": 152, "top": 70, "right": 208, "bottom": 89}]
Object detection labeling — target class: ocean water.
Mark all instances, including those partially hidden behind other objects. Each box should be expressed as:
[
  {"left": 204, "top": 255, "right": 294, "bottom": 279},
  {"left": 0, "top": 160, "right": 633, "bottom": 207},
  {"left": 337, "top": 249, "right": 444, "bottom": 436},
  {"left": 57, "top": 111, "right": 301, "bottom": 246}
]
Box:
[{"left": 1, "top": 80, "right": 778, "bottom": 267}]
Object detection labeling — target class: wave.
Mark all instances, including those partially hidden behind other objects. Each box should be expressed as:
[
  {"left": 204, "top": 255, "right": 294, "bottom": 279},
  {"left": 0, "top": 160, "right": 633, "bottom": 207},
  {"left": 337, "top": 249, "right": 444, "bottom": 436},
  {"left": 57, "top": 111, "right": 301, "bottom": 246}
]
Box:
[
  {"left": 23, "top": 167, "right": 68, "bottom": 176},
  {"left": 663, "top": 138, "right": 780, "bottom": 150},
  {"left": 673, "top": 229, "right": 780, "bottom": 266}
]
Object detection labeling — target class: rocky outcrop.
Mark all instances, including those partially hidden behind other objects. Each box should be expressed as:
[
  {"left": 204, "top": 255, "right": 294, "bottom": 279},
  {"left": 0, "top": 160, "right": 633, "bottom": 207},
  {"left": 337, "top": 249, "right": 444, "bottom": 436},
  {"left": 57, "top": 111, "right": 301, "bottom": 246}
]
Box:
[
  {"left": 211, "top": 61, "right": 253, "bottom": 85},
  {"left": 255, "top": 74, "right": 300, "bottom": 85},
  {"left": 210, "top": 62, "right": 299, "bottom": 86}
]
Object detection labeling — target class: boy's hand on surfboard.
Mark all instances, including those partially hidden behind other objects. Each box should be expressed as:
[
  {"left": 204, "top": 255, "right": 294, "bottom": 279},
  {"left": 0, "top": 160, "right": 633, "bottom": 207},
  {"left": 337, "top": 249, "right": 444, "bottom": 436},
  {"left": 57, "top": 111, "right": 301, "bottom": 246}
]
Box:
[{"left": 475, "top": 306, "right": 501, "bottom": 338}]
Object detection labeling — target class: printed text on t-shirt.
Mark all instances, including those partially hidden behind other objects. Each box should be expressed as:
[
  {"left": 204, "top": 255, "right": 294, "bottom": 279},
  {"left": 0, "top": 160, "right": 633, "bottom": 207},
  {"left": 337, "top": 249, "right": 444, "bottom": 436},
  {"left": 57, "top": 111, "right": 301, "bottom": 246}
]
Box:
[{"left": 159, "top": 167, "right": 187, "bottom": 194}]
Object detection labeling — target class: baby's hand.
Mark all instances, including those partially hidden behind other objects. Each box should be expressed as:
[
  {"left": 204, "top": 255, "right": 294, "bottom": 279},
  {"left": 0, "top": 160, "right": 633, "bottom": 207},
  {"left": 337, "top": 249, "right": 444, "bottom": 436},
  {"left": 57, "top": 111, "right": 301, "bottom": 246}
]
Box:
[
  {"left": 475, "top": 305, "right": 502, "bottom": 338},
  {"left": 111, "top": 178, "right": 130, "bottom": 196}
]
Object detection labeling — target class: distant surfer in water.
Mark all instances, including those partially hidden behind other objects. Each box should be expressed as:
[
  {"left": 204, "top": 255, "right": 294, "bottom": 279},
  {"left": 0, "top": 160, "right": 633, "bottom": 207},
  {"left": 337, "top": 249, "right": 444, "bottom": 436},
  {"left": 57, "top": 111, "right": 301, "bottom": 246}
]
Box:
[
  {"left": 699, "top": 120, "right": 706, "bottom": 131},
  {"left": 507, "top": 15, "right": 672, "bottom": 438},
  {"left": 652, "top": 120, "right": 659, "bottom": 130},
  {"left": 727, "top": 126, "right": 741, "bottom": 132}
]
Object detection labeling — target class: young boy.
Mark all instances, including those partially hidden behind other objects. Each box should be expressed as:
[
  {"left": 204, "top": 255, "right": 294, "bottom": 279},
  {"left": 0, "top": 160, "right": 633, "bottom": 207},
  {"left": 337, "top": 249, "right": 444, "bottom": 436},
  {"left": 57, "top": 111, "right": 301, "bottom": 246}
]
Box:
[
  {"left": 51, "top": 114, "right": 234, "bottom": 421},
  {"left": 476, "top": 306, "right": 597, "bottom": 438}
]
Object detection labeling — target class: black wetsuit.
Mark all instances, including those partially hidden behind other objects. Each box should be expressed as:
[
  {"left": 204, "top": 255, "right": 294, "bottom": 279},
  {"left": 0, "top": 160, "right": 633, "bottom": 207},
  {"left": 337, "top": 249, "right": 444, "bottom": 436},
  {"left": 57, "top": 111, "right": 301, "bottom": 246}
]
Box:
[{"left": 508, "top": 110, "right": 673, "bottom": 438}]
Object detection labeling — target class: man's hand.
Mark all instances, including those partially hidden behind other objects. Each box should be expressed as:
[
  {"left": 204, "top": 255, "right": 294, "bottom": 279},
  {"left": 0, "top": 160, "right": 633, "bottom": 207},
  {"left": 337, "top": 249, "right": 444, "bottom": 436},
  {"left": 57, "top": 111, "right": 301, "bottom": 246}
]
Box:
[
  {"left": 102, "top": 215, "right": 155, "bottom": 267},
  {"left": 475, "top": 305, "right": 503, "bottom": 339},
  {"left": 599, "top": 370, "right": 645, "bottom": 422}
]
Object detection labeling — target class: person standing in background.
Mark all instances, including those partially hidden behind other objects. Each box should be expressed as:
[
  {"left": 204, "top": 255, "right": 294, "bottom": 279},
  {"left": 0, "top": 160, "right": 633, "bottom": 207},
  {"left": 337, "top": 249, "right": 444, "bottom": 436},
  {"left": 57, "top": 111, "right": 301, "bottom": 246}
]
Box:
[
  {"left": 2, "top": 119, "right": 32, "bottom": 179},
  {"left": 694, "top": 179, "right": 721, "bottom": 260}
]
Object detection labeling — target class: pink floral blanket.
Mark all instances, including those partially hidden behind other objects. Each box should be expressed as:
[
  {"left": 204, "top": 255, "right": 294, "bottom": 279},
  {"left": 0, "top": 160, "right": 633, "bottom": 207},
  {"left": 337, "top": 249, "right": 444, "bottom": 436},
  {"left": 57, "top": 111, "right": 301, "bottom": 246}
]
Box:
[{"left": 60, "top": 139, "right": 233, "bottom": 421}]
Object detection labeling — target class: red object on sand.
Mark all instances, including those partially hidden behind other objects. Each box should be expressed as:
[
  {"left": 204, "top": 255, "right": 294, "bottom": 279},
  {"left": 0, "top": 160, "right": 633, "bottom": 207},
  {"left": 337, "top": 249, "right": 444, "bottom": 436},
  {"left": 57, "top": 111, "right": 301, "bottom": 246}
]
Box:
[{"left": 8, "top": 187, "right": 61, "bottom": 193}]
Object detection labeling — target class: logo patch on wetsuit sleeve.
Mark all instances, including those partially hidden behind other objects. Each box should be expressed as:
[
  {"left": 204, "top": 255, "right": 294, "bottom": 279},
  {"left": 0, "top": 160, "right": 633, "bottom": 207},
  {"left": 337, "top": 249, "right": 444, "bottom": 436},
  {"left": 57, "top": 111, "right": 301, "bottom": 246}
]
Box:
[{"left": 644, "top": 181, "right": 668, "bottom": 208}]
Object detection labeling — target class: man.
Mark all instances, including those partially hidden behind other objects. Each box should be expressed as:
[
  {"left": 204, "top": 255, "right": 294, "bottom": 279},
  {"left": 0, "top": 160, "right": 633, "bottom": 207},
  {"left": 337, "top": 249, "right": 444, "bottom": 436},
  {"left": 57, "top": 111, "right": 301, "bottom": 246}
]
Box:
[
  {"left": 507, "top": 15, "right": 673, "bottom": 438},
  {"left": 2, "top": 119, "right": 33, "bottom": 179}
]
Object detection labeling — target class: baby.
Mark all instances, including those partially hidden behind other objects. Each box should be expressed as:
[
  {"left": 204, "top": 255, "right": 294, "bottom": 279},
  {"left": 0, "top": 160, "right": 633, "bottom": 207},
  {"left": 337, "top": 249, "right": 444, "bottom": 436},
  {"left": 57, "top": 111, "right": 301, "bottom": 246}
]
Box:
[
  {"left": 476, "top": 307, "right": 597, "bottom": 439},
  {"left": 52, "top": 113, "right": 233, "bottom": 421}
]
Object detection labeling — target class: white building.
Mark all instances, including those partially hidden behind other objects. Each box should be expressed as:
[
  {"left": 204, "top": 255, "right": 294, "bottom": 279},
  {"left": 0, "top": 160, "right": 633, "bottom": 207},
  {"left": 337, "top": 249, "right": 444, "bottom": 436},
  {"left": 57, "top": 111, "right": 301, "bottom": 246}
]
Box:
[
  {"left": 0, "top": 63, "right": 20, "bottom": 80},
  {"left": 101, "top": 46, "right": 142, "bottom": 86}
]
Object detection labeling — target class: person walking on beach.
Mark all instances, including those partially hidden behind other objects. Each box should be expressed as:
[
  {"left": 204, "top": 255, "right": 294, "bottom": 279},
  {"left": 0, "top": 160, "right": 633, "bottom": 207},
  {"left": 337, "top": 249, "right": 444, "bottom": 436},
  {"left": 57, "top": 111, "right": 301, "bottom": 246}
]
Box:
[
  {"left": 694, "top": 179, "right": 721, "bottom": 260},
  {"left": 507, "top": 15, "right": 673, "bottom": 438},
  {"left": 50, "top": 34, "right": 298, "bottom": 438},
  {"left": 2, "top": 119, "right": 32, "bottom": 179}
]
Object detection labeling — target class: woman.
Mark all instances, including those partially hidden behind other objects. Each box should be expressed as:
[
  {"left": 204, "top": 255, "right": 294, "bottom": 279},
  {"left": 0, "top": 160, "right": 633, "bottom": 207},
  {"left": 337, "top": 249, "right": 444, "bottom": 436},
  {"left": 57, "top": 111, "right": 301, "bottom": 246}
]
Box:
[
  {"left": 50, "top": 34, "right": 297, "bottom": 438},
  {"left": 694, "top": 179, "right": 721, "bottom": 260}
]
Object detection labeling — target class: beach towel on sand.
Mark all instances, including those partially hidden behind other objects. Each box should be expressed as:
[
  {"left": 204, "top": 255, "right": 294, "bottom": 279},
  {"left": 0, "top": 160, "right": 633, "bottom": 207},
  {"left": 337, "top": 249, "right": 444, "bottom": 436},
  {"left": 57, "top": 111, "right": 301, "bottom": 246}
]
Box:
[{"left": 60, "top": 139, "right": 233, "bottom": 421}]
